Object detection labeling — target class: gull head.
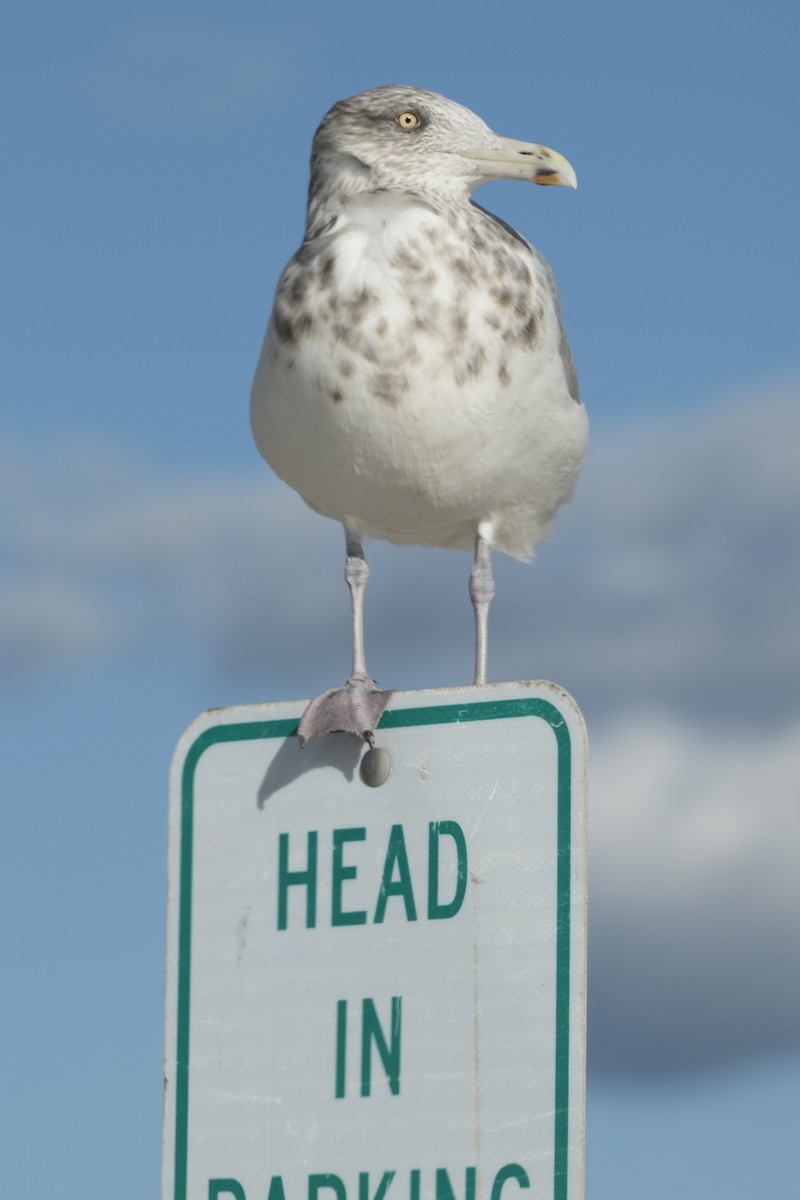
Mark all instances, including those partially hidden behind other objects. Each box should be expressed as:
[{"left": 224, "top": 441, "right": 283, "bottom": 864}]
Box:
[{"left": 308, "top": 84, "right": 576, "bottom": 209}]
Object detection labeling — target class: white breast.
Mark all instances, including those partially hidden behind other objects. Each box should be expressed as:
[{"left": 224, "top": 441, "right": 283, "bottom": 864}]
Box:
[{"left": 251, "top": 197, "right": 588, "bottom": 559}]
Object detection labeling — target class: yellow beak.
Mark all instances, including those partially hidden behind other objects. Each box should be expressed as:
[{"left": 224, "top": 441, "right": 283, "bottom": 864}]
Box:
[{"left": 470, "top": 136, "right": 577, "bottom": 188}]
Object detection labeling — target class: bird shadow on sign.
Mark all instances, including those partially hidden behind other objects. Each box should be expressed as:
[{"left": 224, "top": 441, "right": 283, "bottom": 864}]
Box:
[{"left": 256, "top": 732, "right": 364, "bottom": 807}]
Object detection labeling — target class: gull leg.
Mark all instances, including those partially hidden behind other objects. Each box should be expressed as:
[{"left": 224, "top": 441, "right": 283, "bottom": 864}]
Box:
[
  {"left": 469, "top": 530, "right": 495, "bottom": 686},
  {"left": 345, "top": 534, "right": 370, "bottom": 684},
  {"left": 297, "top": 529, "right": 392, "bottom": 746}
]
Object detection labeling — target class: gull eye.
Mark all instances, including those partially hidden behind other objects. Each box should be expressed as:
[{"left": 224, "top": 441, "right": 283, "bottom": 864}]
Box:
[{"left": 395, "top": 110, "right": 421, "bottom": 130}]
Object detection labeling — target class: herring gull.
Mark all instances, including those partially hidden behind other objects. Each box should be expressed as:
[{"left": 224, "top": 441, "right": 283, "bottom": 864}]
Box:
[{"left": 251, "top": 85, "right": 588, "bottom": 746}]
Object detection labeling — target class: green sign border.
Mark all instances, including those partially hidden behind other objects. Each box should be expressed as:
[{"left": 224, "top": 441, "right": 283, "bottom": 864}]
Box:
[{"left": 172, "top": 697, "right": 575, "bottom": 1200}]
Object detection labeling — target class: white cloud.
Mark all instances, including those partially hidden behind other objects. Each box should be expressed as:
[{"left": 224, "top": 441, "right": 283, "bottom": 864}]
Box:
[
  {"left": 3, "top": 382, "right": 799, "bottom": 1075},
  {"left": 0, "top": 577, "right": 118, "bottom": 674},
  {"left": 588, "top": 710, "right": 800, "bottom": 1077},
  {"left": 5, "top": 381, "right": 797, "bottom": 722},
  {"left": 487, "top": 379, "right": 800, "bottom": 726}
]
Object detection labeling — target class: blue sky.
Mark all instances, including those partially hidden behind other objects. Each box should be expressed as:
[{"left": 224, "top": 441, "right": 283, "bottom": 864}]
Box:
[{"left": 2, "top": 1, "right": 799, "bottom": 1197}]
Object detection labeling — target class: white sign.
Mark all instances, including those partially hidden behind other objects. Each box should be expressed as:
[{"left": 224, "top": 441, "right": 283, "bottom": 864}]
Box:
[{"left": 163, "top": 681, "right": 588, "bottom": 1200}]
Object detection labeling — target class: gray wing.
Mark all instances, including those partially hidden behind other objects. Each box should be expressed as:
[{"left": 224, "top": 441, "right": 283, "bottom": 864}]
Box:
[
  {"left": 530, "top": 247, "right": 581, "bottom": 405},
  {"left": 471, "top": 202, "right": 581, "bottom": 405}
]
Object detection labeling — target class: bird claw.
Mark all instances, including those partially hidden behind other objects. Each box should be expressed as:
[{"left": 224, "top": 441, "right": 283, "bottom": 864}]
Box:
[{"left": 297, "top": 679, "right": 393, "bottom": 746}]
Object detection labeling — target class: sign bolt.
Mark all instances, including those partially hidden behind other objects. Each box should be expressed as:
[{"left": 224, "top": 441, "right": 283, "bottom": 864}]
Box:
[{"left": 361, "top": 731, "right": 391, "bottom": 787}]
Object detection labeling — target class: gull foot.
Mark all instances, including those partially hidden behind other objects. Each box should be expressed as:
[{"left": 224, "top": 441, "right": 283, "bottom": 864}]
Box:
[{"left": 297, "top": 677, "right": 392, "bottom": 746}]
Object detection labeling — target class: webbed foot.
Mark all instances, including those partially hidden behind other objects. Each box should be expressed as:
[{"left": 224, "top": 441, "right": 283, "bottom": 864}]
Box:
[{"left": 297, "top": 675, "right": 392, "bottom": 746}]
